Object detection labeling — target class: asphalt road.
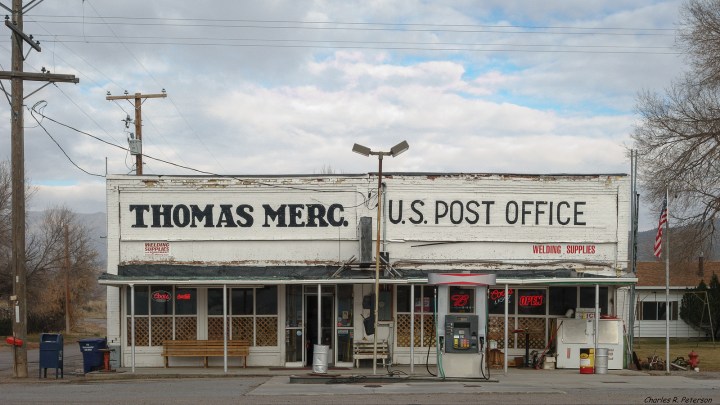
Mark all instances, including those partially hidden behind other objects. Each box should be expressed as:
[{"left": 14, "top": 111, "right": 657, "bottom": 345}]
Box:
[
  {"left": 1, "top": 344, "right": 718, "bottom": 404},
  {"left": 0, "top": 375, "right": 717, "bottom": 405}
]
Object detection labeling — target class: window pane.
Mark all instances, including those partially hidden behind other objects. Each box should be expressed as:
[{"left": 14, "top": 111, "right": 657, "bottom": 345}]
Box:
[
  {"left": 396, "top": 285, "right": 410, "bottom": 313},
  {"left": 488, "top": 288, "right": 515, "bottom": 314},
  {"left": 579, "top": 287, "right": 608, "bottom": 315},
  {"left": 127, "top": 286, "right": 149, "bottom": 316},
  {"left": 549, "top": 287, "right": 577, "bottom": 316},
  {"left": 379, "top": 285, "right": 392, "bottom": 321},
  {"left": 415, "top": 286, "right": 436, "bottom": 314},
  {"left": 207, "top": 288, "right": 226, "bottom": 316},
  {"left": 256, "top": 286, "right": 277, "bottom": 315},
  {"left": 642, "top": 302, "right": 657, "bottom": 320},
  {"left": 286, "top": 285, "right": 303, "bottom": 327},
  {"left": 449, "top": 286, "right": 475, "bottom": 313},
  {"left": 337, "top": 285, "right": 353, "bottom": 327},
  {"left": 671, "top": 301, "right": 679, "bottom": 320},
  {"left": 657, "top": 302, "right": 667, "bottom": 320},
  {"left": 150, "top": 285, "right": 173, "bottom": 315},
  {"left": 517, "top": 289, "right": 546, "bottom": 315},
  {"left": 175, "top": 288, "right": 197, "bottom": 315},
  {"left": 232, "top": 288, "right": 254, "bottom": 315}
]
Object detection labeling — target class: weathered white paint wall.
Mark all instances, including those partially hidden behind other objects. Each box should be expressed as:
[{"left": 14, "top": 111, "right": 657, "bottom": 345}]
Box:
[{"left": 107, "top": 173, "right": 630, "bottom": 271}]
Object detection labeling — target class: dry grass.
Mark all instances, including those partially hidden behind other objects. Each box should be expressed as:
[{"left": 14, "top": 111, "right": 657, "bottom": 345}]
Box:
[{"left": 632, "top": 338, "right": 719, "bottom": 371}]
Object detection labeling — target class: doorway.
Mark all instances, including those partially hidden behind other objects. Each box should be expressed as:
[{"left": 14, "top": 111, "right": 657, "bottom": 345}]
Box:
[{"left": 305, "top": 294, "right": 334, "bottom": 366}]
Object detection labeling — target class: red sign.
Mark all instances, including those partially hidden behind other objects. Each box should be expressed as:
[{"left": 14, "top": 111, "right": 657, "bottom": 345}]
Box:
[
  {"left": 450, "top": 293, "right": 470, "bottom": 308},
  {"left": 489, "top": 289, "right": 514, "bottom": 304},
  {"left": 152, "top": 290, "right": 171, "bottom": 303},
  {"left": 176, "top": 293, "right": 191, "bottom": 301},
  {"left": 519, "top": 295, "right": 543, "bottom": 307}
]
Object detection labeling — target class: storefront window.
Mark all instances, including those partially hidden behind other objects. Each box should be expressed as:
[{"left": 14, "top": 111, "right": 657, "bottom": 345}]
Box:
[
  {"left": 127, "top": 286, "right": 149, "bottom": 315},
  {"left": 396, "top": 285, "right": 437, "bottom": 348},
  {"left": 549, "top": 287, "right": 577, "bottom": 316},
  {"left": 126, "top": 285, "right": 198, "bottom": 346},
  {"left": 379, "top": 285, "right": 392, "bottom": 321},
  {"left": 175, "top": 288, "right": 197, "bottom": 315},
  {"left": 337, "top": 285, "right": 353, "bottom": 327},
  {"left": 232, "top": 288, "right": 254, "bottom": 315},
  {"left": 207, "top": 289, "right": 227, "bottom": 316},
  {"left": 579, "top": 287, "right": 608, "bottom": 315},
  {"left": 256, "top": 286, "right": 278, "bottom": 315},
  {"left": 449, "top": 286, "right": 475, "bottom": 313},
  {"left": 488, "top": 288, "right": 515, "bottom": 314},
  {"left": 150, "top": 285, "right": 173, "bottom": 315},
  {"left": 517, "top": 289, "right": 546, "bottom": 315},
  {"left": 208, "top": 287, "right": 278, "bottom": 346}
]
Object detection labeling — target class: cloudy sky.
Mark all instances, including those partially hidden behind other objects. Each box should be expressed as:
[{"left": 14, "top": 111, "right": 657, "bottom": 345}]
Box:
[{"left": 0, "top": 1, "right": 685, "bottom": 230}]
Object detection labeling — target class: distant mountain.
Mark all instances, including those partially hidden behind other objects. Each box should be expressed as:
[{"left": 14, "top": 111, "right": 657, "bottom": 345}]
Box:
[{"left": 634, "top": 222, "right": 720, "bottom": 262}]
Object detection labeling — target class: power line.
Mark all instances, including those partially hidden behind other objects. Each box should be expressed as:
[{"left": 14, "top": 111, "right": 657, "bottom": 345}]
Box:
[
  {"left": 35, "top": 34, "right": 675, "bottom": 52},
  {"left": 25, "top": 15, "right": 677, "bottom": 34},
  {"left": 29, "top": 106, "right": 372, "bottom": 205},
  {"left": 29, "top": 102, "right": 104, "bottom": 177},
  {"left": 31, "top": 39, "right": 680, "bottom": 55}
]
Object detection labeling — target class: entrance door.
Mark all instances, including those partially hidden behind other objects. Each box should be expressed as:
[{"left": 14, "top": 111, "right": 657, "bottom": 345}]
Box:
[{"left": 305, "top": 295, "right": 334, "bottom": 366}]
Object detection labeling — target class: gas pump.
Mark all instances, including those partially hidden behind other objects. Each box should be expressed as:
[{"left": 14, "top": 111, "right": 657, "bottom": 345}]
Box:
[
  {"left": 428, "top": 273, "right": 496, "bottom": 379},
  {"left": 445, "top": 314, "right": 481, "bottom": 353}
]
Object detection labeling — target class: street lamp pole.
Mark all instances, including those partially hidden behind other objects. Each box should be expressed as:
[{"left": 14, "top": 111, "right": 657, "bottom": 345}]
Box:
[{"left": 352, "top": 140, "right": 409, "bottom": 375}]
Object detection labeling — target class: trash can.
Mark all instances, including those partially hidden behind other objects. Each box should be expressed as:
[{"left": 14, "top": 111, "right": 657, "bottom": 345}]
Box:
[
  {"left": 312, "top": 344, "right": 329, "bottom": 374},
  {"left": 39, "top": 333, "right": 63, "bottom": 379},
  {"left": 595, "top": 348, "right": 609, "bottom": 374},
  {"left": 78, "top": 337, "right": 107, "bottom": 374},
  {"left": 580, "top": 348, "right": 594, "bottom": 374}
]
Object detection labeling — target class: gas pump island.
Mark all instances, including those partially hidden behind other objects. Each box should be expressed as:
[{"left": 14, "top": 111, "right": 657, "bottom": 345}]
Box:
[{"left": 428, "top": 273, "right": 496, "bottom": 379}]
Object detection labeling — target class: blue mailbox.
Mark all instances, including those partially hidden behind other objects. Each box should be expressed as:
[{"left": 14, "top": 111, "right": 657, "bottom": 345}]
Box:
[{"left": 39, "top": 333, "right": 63, "bottom": 379}]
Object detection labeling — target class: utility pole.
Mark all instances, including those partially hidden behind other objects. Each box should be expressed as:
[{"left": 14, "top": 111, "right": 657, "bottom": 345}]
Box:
[
  {"left": 64, "top": 222, "right": 71, "bottom": 334},
  {"left": 106, "top": 91, "right": 167, "bottom": 175},
  {"left": 0, "top": 0, "right": 78, "bottom": 378}
]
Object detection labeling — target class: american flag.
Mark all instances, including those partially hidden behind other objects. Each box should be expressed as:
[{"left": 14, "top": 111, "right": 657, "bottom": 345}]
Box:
[{"left": 653, "top": 197, "right": 668, "bottom": 258}]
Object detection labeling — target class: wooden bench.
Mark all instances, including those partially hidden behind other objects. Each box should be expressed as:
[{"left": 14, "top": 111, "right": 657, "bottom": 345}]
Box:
[
  {"left": 353, "top": 340, "right": 390, "bottom": 368},
  {"left": 162, "top": 340, "right": 249, "bottom": 368}
]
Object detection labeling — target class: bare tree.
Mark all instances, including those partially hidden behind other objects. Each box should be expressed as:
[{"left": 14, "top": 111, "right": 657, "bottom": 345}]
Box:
[
  {"left": 0, "top": 160, "right": 100, "bottom": 331},
  {"left": 632, "top": 0, "right": 720, "bottom": 261},
  {"left": 25, "top": 207, "right": 101, "bottom": 330}
]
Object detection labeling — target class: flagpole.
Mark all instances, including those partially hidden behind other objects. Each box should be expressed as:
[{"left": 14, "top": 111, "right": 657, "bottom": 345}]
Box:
[{"left": 665, "top": 188, "right": 670, "bottom": 375}]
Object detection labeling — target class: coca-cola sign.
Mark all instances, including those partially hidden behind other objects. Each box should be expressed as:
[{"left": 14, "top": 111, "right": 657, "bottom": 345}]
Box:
[{"left": 152, "top": 290, "right": 171, "bottom": 303}]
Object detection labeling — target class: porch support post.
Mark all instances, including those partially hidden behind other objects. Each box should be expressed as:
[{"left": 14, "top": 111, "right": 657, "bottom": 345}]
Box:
[
  {"left": 223, "top": 284, "right": 228, "bottom": 373},
  {"left": 130, "top": 284, "right": 135, "bottom": 373},
  {"left": 410, "top": 284, "right": 415, "bottom": 374},
  {"left": 504, "top": 283, "right": 508, "bottom": 375}
]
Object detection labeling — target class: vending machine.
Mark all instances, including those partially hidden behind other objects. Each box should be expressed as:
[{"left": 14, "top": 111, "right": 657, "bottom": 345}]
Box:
[{"left": 428, "top": 273, "right": 496, "bottom": 379}]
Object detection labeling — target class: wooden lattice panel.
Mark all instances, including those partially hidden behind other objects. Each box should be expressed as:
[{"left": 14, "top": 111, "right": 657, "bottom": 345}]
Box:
[
  {"left": 396, "top": 314, "right": 435, "bottom": 347},
  {"left": 256, "top": 316, "right": 278, "bottom": 346},
  {"left": 488, "top": 316, "right": 507, "bottom": 349},
  {"left": 151, "top": 317, "right": 173, "bottom": 346},
  {"left": 127, "top": 317, "right": 149, "bottom": 346},
  {"left": 517, "top": 317, "right": 546, "bottom": 349},
  {"left": 396, "top": 314, "right": 410, "bottom": 347},
  {"left": 232, "top": 317, "right": 253, "bottom": 342},
  {"left": 175, "top": 317, "right": 197, "bottom": 340},
  {"left": 207, "top": 317, "right": 227, "bottom": 340}
]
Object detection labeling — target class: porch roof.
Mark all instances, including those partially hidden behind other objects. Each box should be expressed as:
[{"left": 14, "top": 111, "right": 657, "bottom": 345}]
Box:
[{"left": 98, "top": 264, "right": 636, "bottom": 286}]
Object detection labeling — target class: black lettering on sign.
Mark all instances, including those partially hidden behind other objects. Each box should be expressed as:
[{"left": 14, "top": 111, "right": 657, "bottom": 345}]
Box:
[
  {"left": 388, "top": 200, "right": 403, "bottom": 224},
  {"left": 129, "top": 205, "right": 150, "bottom": 228},
  {"left": 263, "top": 204, "right": 287, "bottom": 227},
  {"left": 409, "top": 200, "right": 424, "bottom": 224},
  {"left": 235, "top": 205, "right": 254, "bottom": 227},
  {"left": 191, "top": 205, "right": 215, "bottom": 228}
]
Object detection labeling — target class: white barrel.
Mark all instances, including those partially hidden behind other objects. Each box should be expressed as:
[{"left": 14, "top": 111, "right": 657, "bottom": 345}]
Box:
[
  {"left": 595, "top": 348, "right": 609, "bottom": 374},
  {"left": 312, "top": 345, "right": 329, "bottom": 374}
]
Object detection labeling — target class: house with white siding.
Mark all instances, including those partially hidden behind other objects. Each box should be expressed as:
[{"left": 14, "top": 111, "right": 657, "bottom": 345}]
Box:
[{"left": 619, "top": 261, "right": 717, "bottom": 339}]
